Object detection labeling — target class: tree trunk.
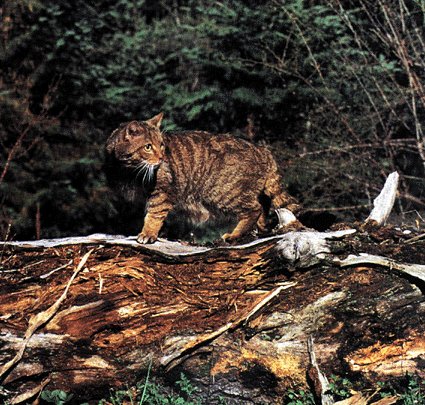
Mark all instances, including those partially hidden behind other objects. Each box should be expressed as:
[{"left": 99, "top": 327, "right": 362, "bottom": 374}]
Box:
[{"left": 0, "top": 172, "right": 424, "bottom": 404}]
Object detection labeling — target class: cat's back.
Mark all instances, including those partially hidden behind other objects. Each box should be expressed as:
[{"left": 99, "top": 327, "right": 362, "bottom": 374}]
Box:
[
  {"left": 162, "top": 131, "right": 274, "bottom": 212},
  {"left": 164, "top": 130, "right": 270, "bottom": 167}
]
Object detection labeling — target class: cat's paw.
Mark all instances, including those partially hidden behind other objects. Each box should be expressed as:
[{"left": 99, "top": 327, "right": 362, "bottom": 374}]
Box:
[
  {"left": 221, "top": 232, "right": 235, "bottom": 243},
  {"left": 137, "top": 231, "right": 158, "bottom": 244}
]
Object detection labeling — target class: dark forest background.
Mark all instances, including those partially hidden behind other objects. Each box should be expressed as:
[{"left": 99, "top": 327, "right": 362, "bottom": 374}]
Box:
[{"left": 1, "top": 0, "right": 425, "bottom": 240}]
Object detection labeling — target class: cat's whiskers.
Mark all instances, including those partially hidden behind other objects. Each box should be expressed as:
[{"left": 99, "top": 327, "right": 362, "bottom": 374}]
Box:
[
  {"left": 135, "top": 162, "right": 148, "bottom": 180},
  {"left": 141, "top": 163, "right": 156, "bottom": 186},
  {"left": 142, "top": 167, "right": 149, "bottom": 185},
  {"left": 134, "top": 161, "right": 148, "bottom": 171}
]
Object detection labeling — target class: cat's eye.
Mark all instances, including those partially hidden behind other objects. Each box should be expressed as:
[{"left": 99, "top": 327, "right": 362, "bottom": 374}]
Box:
[{"left": 144, "top": 144, "right": 152, "bottom": 151}]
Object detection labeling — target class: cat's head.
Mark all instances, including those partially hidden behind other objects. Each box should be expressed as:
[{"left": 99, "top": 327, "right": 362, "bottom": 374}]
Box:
[{"left": 106, "top": 112, "right": 165, "bottom": 168}]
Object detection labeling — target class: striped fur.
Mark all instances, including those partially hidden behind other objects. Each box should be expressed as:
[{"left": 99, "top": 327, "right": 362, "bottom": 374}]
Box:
[{"left": 106, "top": 113, "right": 299, "bottom": 243}]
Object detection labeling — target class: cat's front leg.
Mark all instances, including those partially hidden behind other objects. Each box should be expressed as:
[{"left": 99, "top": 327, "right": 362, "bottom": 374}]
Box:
[{"left": 137, "top": 193, "right": 173, "bottom": 244}]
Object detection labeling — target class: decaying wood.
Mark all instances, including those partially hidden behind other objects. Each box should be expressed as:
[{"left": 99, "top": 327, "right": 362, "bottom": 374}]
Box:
[
  {"left": 0, "top": 250, "right": 92, "bottom": 379},
  {"left": 1, "top": 171, "right": 425, "bottom": 403},
  {"left": 161, "top": 282, "right": 297, "bottom": 368}
]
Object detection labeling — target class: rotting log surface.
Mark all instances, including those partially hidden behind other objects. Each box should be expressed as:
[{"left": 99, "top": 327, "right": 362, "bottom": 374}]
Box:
[{"left": 0, "top": 227, "right": 425, "bottom": 404}]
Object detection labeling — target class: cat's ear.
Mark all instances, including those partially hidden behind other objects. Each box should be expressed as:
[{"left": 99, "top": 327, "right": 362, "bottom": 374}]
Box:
[
  {"left": 126, "top": 121, "right": 139, "bottom": 136},
  {"left": 146, "top": 112, "right": 164, "bottom": 129}
]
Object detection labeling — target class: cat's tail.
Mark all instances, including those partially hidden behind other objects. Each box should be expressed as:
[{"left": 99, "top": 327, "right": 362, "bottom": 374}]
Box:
[{"left": 264, "top": 155, "right": 301, "bottom": 214}]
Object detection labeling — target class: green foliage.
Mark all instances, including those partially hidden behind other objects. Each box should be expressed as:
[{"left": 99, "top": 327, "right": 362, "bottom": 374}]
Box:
[
  {"left": 328, "top": 374, "right": 353, "bottom": 400},
  {"left": 36, "top": 373, "right": 202, "bottom": 405},
  {"left": 40, "top": 389, "right": 74, "bottom": 405},
  {"left": 282, "top": 374, "right": 425, "bottom": 405},
  {"left": 400, "top": 375, "right": 425, "bottom": 405},
  {"left": 377, "top": 374, "right": 425, "bottom": 405},
  {"left": 107, "top": 372, "right": 202, "bottom": 405},
  {"left": 284, "top": 388, "right": 315, "bottom": 405}
]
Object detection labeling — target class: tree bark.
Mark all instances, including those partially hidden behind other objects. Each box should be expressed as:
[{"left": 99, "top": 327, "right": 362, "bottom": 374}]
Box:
[{"left": 0, "top": 172, "right": 424, "bottom": 404}]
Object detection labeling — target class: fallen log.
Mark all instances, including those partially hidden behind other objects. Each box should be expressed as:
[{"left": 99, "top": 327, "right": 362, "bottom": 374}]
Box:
[{"left": 0, "top": 172, "right": 424, "bottom": 404}]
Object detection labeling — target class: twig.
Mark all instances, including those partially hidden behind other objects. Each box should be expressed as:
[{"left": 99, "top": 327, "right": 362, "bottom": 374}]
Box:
[
  {"left": 23, "top": 260, "right": 46, "bottom": 270},
  {"left": 0, "top": 223, "right": 11, "bottom": 264},
  {"left": 98, "top": 272, "right": 104, "bottom": 295},
  {"left": 0, "top": 121, "right": 37, "bottom": 184},
  {"left": 403, "top": 232, "right": 425, "bottom": 245},
  {"left": 297, "top": 140, "right": 416, "bottom": 158},
  {"left": 307, "top": 336, "right": 334, "bottom": 405},
  {"left": 35, "top": 203, "right": 41, "bottom": 240},
  {"left": 398, "top": 192, "right": 425, "bottom": 207},
  {"left": 243, "top": 283, "right": 296, "bottom": 325},
  {"left": 304, "top": 204, "right": 370, "bottom": 213},
  {"left": 39, "top": 259, "right": 73, "bottom": 279}
]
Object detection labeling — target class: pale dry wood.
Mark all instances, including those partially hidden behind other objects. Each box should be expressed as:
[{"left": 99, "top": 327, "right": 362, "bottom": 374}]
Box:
[
  {"left": 366, "top": 171, "right": 399, "bottom": 225},
  {"left": 1, "top": 234, "right": 284, "bottom": 257},
  {"left": 337, "top": 253, "right": 425, "bottom": 283},
  {"left": 275, "top": 207, "right": 298, "bottom": 226},
  {"left": 307, "top": 336, "right": 334, "bottom": 405},
  {"left": 1, "top": 230, "right": 358, "bottom": 270},
  {"left": 274, "top": 229, "right": 356, "bottom": 266},
  {"left": 370, "top": 397, "right": 398, "bottom": 405},
  {"left": 334, "top": 393, "right": 398, "bottom": 405}
]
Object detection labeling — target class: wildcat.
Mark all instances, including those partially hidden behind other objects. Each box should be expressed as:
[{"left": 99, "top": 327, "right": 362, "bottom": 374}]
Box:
[{"left": 105, "top": 113, "right": 300, "bottom": 244}]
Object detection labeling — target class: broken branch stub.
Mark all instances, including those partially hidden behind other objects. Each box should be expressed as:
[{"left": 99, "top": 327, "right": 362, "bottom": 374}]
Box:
[
  {"left": 275, "top": 208, "right": 298, "bottom": 226},
  {"left": 365, "top": 171, "right": 399, "bottom": 226}
]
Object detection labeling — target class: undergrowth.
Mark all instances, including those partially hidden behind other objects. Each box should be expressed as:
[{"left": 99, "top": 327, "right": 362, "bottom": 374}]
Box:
[
  {"left": 39, "top": 372, "right": 202, "bottom": 405},
  {"left": 284, "top": 373, "right": 425, "bottom": 405},
  {"left": 7, "top": 372, "right": 422, "bottom": 404}
]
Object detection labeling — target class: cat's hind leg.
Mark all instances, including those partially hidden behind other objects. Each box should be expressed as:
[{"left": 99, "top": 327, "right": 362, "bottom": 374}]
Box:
[
  {"left": 256, "top": 209, "right": 268, "bottom": 233},
  {"left": 264, "top": 170, "right": 300, "bottom": 213},
  {"left": 222, "top": 207, "right": 262, "bottom": 242}
]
